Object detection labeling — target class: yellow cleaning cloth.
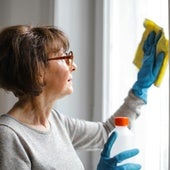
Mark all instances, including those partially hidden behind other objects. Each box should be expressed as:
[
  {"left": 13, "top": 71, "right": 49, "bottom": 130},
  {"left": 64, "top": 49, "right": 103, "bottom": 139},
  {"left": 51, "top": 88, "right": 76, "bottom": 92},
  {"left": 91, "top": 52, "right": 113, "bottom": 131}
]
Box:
[{"left": 133, "top": 19, "right": 169, "bottom": 87}]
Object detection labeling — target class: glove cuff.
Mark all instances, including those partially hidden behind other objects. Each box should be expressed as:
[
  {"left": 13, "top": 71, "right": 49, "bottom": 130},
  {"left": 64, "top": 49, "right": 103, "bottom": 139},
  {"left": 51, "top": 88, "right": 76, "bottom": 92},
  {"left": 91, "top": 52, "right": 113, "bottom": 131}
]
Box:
[{"left": 132, "top": 84, "right": 148, "bottom": 103}]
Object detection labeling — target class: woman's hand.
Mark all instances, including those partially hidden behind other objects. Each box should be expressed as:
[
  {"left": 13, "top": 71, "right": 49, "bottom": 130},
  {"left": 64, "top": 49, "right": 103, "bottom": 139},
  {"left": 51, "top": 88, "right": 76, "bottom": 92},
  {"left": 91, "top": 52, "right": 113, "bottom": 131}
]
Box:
[
  {"left": 97, "top": 131, "right": 141, "bottom": 170},
  {"left": 132, "top": 31, "right": 165, "bottom": 103}
]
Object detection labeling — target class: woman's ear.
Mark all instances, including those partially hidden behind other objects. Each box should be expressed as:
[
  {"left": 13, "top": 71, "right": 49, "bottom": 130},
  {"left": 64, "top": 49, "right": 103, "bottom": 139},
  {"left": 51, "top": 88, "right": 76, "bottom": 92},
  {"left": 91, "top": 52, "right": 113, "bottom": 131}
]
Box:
[{"left": 38, "top": 69, "right": 46, "bottom": 87}]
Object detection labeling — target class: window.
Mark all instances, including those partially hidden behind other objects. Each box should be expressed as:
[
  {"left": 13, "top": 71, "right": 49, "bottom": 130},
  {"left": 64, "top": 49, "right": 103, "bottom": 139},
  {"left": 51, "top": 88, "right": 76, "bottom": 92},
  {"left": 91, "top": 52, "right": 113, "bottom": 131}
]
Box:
[{"left": 103, "top": 0, "right": 169, "bottom": 169}]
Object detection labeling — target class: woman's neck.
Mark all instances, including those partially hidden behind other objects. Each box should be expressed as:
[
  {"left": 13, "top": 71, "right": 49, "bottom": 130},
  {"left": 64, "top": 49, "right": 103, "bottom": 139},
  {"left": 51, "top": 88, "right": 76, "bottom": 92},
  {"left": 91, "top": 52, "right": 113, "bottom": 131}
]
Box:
[{"left": 7, "top": 95, "right": 53, "bottom": 131}]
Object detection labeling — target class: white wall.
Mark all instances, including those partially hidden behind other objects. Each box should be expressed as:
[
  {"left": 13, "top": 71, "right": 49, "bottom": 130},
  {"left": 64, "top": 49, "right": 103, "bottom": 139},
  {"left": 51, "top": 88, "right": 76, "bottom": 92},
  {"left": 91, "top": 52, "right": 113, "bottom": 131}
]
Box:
[
  {"left": 0, "top": 0, "right": 54, "bottom": 27},
  {"left": 0, "top": 0, "right": 98, "bottom": 169}
]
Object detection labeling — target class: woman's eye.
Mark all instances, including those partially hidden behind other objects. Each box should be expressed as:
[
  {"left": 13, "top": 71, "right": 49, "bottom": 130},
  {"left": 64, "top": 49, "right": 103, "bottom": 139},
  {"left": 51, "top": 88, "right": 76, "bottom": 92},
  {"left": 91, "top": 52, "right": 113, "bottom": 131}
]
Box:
[
  {"left": 65, "top": 59, "right": 70, "bottom": 65},
  {"left": 60, "top": 59, "right": 68, "bottom": 65},
  {"left": 62, "top": 59, "right": 66, "bottom": 63}
]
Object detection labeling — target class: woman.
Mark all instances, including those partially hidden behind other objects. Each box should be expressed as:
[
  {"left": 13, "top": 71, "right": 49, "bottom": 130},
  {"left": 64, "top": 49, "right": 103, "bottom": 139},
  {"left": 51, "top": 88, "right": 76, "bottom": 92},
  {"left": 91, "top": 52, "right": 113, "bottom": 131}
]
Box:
[{"left": 0, "top": 25, "right": 164, "bottom": 170}]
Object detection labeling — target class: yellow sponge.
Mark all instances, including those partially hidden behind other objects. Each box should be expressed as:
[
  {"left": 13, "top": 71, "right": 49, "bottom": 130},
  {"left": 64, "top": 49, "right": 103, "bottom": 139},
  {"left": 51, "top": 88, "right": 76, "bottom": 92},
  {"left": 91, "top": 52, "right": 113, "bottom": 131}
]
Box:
[{"left": 133, "top": 19, "right": 169, "bottom": 87}]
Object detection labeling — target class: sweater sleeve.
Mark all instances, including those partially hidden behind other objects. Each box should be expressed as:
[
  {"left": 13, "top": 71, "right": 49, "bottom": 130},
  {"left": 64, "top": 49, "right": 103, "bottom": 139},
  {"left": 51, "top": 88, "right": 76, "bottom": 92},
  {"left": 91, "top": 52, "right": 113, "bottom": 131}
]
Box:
[
  {"left": 52, "top": 110, "right": 108, "bottom": 150},
  {"left": 0, "top": 125, "right": 31, "bottom": 170},
  {"left": 52, "top": 90, "right": 145, "bottom": 151},
  {"left": 104, "top": 90, "right": 145, "bottom": 131}
]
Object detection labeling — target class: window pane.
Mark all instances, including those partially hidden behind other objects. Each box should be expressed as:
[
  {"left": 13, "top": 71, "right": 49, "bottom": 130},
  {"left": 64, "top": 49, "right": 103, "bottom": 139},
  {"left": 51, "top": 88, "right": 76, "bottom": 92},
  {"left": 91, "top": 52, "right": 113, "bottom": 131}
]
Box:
[{"left": 105, "top": 0, "right": 169, "bottom": 169}]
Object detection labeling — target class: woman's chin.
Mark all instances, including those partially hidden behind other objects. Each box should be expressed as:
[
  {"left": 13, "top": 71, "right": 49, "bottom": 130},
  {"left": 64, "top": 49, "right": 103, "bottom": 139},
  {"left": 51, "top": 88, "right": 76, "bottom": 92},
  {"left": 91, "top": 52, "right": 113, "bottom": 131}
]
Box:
[{"left": 68, "top": 88, "right": 74, "bottom": 94}]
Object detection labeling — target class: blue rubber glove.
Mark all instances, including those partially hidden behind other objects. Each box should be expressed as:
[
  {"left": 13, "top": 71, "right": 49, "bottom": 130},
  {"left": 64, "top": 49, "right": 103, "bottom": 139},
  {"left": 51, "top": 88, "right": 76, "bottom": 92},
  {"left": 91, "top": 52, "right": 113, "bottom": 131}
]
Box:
[
  {"left": 97, "top": 131, "right": 141, "bottom": 170},
  {"left": 132, "top": 31, "right": 165, "bottom": 103}
]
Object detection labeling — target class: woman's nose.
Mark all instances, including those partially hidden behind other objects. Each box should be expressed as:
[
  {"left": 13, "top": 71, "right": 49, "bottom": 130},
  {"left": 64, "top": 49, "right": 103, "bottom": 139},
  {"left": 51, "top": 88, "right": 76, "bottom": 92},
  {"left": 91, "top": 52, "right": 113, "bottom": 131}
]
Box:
[{"left": 71, "top": 62, "right": 77, "bottom": 71}]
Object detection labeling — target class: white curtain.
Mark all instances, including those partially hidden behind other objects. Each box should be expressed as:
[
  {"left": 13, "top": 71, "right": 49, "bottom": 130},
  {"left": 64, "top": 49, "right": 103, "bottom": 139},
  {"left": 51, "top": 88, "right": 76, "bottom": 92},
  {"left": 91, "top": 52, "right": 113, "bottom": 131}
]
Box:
[{"left": 104, "top": 0, "right": 169, "bottom": 169}]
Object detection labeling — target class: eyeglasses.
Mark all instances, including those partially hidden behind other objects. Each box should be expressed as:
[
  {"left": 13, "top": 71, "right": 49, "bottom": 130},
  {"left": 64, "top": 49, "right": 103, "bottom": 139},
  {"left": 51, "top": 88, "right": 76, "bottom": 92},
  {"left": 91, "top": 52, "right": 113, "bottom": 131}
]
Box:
[{"left": 47, "top": 51, "right": 74, "bottom": 67}]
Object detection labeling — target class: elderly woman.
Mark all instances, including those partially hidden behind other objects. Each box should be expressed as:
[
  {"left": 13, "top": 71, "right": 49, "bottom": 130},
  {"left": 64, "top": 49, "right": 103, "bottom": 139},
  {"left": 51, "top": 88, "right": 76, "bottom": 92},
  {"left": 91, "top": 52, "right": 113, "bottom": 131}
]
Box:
[{"left": 0, "top": 25, "right": 164, "bottom": 170}]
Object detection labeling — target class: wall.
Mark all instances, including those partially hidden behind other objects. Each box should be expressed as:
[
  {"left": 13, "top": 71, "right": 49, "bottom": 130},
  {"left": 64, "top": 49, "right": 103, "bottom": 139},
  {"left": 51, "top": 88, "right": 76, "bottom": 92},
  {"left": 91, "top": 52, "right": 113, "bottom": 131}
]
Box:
[{"left": 0, "top": 0, "right": 54, "bottom": 27}]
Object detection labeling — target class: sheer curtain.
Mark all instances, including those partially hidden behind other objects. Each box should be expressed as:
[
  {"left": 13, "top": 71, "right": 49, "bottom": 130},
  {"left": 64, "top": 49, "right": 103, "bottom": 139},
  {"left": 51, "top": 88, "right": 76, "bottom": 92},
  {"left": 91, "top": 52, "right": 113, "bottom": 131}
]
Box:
[{"left": 103, "top": 0, "right": 169, "bottom": 169}]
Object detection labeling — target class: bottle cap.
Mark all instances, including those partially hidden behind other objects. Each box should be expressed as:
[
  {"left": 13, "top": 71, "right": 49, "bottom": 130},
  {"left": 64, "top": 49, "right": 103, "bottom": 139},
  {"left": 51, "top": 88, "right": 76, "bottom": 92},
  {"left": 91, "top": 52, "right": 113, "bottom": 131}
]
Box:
[{"left": 114, "top": 117, "right": 129, "bottom": 126}]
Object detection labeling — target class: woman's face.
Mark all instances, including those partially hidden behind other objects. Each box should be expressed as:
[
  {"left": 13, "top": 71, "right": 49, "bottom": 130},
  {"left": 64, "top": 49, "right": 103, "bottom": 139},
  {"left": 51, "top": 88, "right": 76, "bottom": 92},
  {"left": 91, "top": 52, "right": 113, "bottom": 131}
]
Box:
[{"left": 43, "top": 49, "right": 77, "bottom": 99}]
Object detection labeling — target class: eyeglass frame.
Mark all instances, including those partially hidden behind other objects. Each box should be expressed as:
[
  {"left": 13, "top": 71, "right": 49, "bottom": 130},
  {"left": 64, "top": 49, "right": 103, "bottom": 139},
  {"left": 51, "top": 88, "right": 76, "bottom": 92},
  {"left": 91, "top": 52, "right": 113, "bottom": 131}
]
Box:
[{"left": 47, "top": 51, "right": 74, "bottom": 67}]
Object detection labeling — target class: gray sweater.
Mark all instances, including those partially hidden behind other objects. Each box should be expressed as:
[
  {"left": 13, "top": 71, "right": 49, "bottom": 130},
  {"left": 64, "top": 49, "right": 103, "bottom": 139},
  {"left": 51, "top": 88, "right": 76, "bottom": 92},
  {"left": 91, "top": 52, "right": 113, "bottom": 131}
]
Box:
[{"left": 0, "top": 91, "right": 144, "bottom": 170}]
